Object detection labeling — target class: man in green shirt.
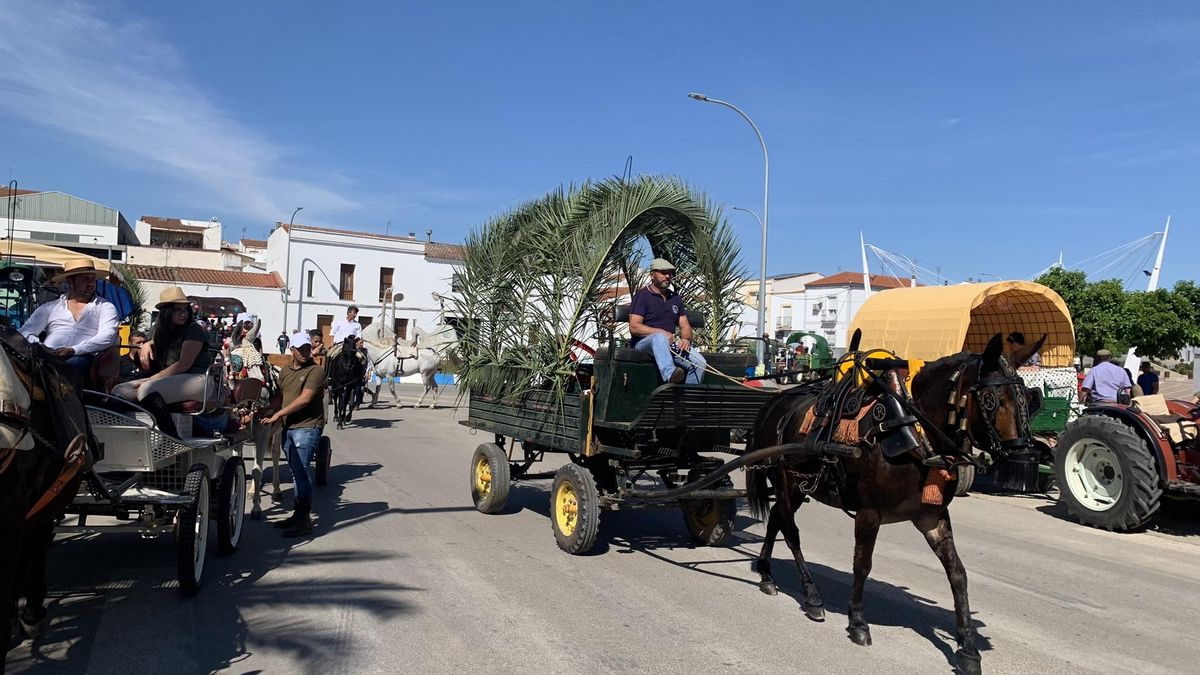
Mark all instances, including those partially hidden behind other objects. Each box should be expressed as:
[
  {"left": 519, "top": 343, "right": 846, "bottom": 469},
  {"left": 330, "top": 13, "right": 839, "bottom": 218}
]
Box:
[{"left": 263, "top": 332, "right": 327, "bottom": 536}]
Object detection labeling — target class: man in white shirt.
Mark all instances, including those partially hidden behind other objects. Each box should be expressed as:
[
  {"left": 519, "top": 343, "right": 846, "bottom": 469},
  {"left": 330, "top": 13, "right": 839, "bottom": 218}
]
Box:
[
  {"left": 20, "top": 258, "right": 119, "bottom": 377},
  {"left": 328, "top": 306, "right": 360, "bottom": 357}
]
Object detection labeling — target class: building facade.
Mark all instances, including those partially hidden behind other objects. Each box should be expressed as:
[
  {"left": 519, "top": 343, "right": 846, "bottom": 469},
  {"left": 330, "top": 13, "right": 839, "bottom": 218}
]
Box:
[
  {"left": 793, "top": 272, "right": 914, "bottom": 350},
  {"left": 0, "top": 189, "right": 136, "bottom": 260},
  {"left": 124, "top": 265, "right": 286, "bottom": 335},
  {"left": 266, "top": 223, "right": 462, "bottom": 342}
]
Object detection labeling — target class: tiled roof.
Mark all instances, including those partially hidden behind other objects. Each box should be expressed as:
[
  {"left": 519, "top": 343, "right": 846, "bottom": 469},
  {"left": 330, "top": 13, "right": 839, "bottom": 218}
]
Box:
[
  {"left": 281, "top": 222, "right": 423, "bottom": 243},
  {"left": 140, "top": 216, "right": 206, "bottom": 232},
  {"left": 125, "top": 264, "right": 284, "bottom": 289},
  {"left": 806, "top": 271, "right": 915, "bottom": 289},
  {"left": 425, "top": 242, "right": 464, "bottom": 262},
  {"left": 240, "top": 238, "right": 268, "bottom": 248},
  {"left": 0, "top": 188, "right": 42, "bottom": 198}
]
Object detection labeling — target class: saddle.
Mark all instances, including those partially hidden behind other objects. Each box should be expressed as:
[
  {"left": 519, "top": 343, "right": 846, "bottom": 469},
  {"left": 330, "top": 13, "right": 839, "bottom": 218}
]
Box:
[{"left": 799, "top": 353, "right": 924, "bottom": 461}]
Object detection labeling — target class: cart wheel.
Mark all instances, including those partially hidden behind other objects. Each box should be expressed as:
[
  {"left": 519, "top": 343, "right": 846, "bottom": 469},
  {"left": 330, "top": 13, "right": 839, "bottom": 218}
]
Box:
[
  {"left": 175, "top": 463, "right": 210, "bottom": 596},
  {"left": 216, "top": 457, "right": 246, "bottom": 555},
  {"left": 316, "top": 435, "right": 332, "bottom": 486},
  {"left": 954, "top": 464, "right": 976, "bottom": 496},
  {"left": 470, "top": 443, "right": 510, "bottom": 514},
  {"left": 550, "top": 463, "right": 600, "bottom": 555},
  {"left": 681, "top": 471, "right": 736, "bottom": 546}
]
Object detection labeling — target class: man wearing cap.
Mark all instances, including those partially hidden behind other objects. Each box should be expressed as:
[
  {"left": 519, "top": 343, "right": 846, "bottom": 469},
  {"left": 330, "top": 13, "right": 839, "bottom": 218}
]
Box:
[
  {"left": 1080, "top": 349, "right": 1133, "bottom": 404},
  {"left": 629, "top": 258, "right": 707, "bottom": 384},
  {"left": 20, "top": 258, "right": 119, "bottom": 377},
  {"left": 329, "top": 305, "right": 363, "bottom": 358},
  {"left": 262, "top": 332, "right": 327, "bottom": 537}
]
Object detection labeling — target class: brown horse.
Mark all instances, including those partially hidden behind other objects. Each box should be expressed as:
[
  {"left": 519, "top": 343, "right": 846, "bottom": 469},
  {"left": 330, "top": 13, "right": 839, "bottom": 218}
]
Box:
[
  {"left": 746, "top": 333, "right": 1044, "bottom": 675},
  {"left": 1, "top": 329, "right": 94, "bottom": 667}
]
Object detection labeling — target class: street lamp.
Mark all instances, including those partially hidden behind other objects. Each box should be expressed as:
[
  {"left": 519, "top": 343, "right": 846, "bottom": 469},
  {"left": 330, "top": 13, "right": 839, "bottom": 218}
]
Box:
[
  {"left": 732, "top": 206, "right": 767, "bottom": 340},
  {"left": 689, "top": 92, "right": 769, "bottom": 366},
  {"left": 280, "top": 206, "right": 303, "bottom": 334},
  {"left": 976, "top": 272, "right": 1004, "bottom": 282}
]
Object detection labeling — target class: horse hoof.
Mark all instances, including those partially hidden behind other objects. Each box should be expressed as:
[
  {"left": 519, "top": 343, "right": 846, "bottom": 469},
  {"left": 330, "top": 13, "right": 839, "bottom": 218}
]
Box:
[
  {"left": 758, "top": 582, "right": 778, "bottom": 596},
  {"left": 847, "top": 626, "right": 872, "bottom": 646},
  {"left": 804, "top": 604, "right": 826, "bottom": 622},
  {"left": 250, "top": 509, "right": 263, "bottom": 520},
  {"left": 955, "top": 649, "right": 982, "bottom": 675}
]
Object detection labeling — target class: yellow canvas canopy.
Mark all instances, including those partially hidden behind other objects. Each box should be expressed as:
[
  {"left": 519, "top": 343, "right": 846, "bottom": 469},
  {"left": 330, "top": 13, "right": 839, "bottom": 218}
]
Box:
[
  {"left": 2, "top": 240, "right": 120, "bottom": 280},
  {"left": 848, "top": 281, "right": 1075, "bottom": 367}
]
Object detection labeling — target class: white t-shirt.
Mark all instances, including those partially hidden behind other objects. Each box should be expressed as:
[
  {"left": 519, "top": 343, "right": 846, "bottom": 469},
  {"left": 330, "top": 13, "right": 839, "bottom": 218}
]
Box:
[{"left": 330, "top": 317, "right": 363, "bottom": 344}]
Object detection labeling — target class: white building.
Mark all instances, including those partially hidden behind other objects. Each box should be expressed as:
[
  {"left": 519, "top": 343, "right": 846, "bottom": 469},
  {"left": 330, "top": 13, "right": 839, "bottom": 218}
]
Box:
[
  {"left": 734, "top": 272, "right": 825, "bottom": 338},
  {"left": 124, "top": 264, "right": 286, "bottom": 335},
  {"left": 238, "top": 238, "right": 268, "bottom": 270},
  {"left": 266, "top": 222, "right": 462, "bottom": 343},
  {"left": 794, "top": 272, "right": 914, "bottom": 351},
  {"left": 0, "top": 188, "right": 137, "bottom": 260},
  {"left": 126, "top": 217, "right": 255, "bottom": 271}
]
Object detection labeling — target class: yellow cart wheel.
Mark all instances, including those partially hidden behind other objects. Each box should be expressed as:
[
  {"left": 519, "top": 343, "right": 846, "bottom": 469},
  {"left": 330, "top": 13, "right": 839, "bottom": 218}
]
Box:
[
  {"left": 550, "top": 463, "right": 600, "bottom": 554},
  {"left": 470, "top": 443, "right": 510, "bottom": 514}
]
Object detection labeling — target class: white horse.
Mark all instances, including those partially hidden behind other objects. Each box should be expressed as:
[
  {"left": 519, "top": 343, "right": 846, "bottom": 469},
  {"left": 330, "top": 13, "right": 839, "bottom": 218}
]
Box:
[{"left": 361, "top": 320, "right": 456, "bottom": 408}]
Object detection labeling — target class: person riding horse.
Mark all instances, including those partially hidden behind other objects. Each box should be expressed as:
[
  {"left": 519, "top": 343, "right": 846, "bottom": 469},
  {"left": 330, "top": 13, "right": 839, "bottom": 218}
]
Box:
[{"left": 328, "top": 334, "right": 367, "bottom": 428}]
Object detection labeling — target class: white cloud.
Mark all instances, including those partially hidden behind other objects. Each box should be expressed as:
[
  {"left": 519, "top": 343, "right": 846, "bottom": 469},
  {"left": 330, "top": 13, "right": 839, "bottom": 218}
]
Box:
[
  {"left": 941, "top": 117, "right": 962, "bottom": 126},
  {"left": 0, "top": 1, "right": 358, "bottom": 221}
]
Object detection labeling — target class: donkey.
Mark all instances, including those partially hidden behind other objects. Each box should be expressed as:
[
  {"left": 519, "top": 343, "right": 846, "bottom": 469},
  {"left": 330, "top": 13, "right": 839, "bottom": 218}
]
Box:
[
  {"left": 746, "top": 333, "right": 1045, "bottom": 675},
  {"left": 1, "top": 330, "right": 93, "bottom": 665}
]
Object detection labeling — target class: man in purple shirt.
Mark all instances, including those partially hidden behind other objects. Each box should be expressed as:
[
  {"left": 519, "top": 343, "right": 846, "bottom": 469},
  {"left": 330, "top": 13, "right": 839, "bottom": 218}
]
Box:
[
  {"left": 1080, "top": 349, "right": 1133, "bottom": 403},
  {"left": 629, "top": 258, "right": 707, "bottom": 384}
]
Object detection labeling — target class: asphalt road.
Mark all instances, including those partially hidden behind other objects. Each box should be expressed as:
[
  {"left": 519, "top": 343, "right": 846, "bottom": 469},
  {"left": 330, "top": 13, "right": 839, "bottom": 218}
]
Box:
[{"left": 9, "top": 383, "right": 1200, "bottom": 674}]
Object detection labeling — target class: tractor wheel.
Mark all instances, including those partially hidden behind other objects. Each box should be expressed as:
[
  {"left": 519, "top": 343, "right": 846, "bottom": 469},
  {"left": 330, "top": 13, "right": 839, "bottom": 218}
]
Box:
[
  {"left": 470, "top": 443, "right": 510, "bottom": 514},
  {"left": 954, "top": 464, "right": 976, "bottom": 496},
  {"left": 1055, "top": 416, "right": 1162, "bottom": 531},
  {"left": 681, "top": 469, "right": 736, "bottom": 546},
  {"left": 550, "top": 463, "right": 600, "bottom": 555}
]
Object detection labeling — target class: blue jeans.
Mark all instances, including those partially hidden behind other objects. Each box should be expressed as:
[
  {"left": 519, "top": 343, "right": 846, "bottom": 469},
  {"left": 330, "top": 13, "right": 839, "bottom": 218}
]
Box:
[
  {"left": 633, "top": 333, "right": 707, "bottom": 384},
  {"left": 65, "top": 353, "right": 94, "bottom": 379},
  {"left": 284, "top": 427, "right": 321, "bottom": 504}
]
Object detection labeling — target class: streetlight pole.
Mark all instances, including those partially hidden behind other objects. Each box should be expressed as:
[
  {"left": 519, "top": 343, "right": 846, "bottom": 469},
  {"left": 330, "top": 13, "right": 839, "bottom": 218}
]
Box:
[
  {"left": 975, "top": 273, "right": 1004, "bottom": 282},
  {"left": 689, "top": 92, "right": 769, "bottom": 367},
  {"left": 731, "top": 206, "right": 767, "bottom": 345},
  {"left": 280, "top": 206, "right": 303, "bottom": 335}
]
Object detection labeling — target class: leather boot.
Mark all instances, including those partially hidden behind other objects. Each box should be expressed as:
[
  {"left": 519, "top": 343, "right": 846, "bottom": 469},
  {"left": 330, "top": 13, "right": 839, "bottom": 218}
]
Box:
[
  {"left": 282, "top": 499, "right": 313, "bottom": 537},
  {"left": 141, "top": 392, "right": 179, "bottom": 438}
]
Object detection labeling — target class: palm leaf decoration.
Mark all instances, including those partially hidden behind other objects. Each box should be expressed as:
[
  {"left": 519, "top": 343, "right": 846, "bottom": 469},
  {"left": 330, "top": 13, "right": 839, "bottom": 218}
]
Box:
[{"left": 451, "top": 175, "right": 745, "bottom": 402}]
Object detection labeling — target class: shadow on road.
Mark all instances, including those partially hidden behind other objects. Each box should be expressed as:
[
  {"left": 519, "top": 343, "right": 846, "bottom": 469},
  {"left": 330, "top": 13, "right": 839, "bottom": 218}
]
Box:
[
  {"left": 1034, "top": 496, "right": 1200, "bottom": 537},
  {"left": 7, "top": 460, "right": 419, "bottom": 674}
]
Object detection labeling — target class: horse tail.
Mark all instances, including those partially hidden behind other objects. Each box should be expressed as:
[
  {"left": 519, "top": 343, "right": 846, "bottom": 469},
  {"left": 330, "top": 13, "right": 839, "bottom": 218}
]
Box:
[{"left": 746, "top": 467, "right": 772, "bottom": 523}]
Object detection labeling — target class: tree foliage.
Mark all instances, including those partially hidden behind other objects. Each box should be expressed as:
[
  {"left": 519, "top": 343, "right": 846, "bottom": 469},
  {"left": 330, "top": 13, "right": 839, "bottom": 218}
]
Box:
[
  {"left": 1035, "top": 268, "right": 1200, "bottom": 359},
  {"left": 451, "top": 176, "right": 745, "bottom": 401},
  {"left": 115, "top": 264, "right": 147, "bottom": 330}
]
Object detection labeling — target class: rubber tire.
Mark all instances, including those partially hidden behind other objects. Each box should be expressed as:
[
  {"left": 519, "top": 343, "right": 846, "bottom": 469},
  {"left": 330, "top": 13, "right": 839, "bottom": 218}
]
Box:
[
  {"left": 954, "top": 464, "right": 976, "bottom": 496},
  {"left": 215, "top": 457, "right": 245, "bottom": 555},
  {"left": 1054, "top": 415, "right": 1163, "bottom": 531},
  {"left": 680, "top": 470, "right": 737, "bottom": 546},
  {"left": 315, "top": 435, "right": 332, "bottom": 486},
  {"left": 470, "top": 443, "right": 510, "bottom": 514},
  {"left": 550, "top": 463, "right": 600, "bottom": 555},
  {"left": 175, "top": 464, "right": 210, "bottom": 596}
]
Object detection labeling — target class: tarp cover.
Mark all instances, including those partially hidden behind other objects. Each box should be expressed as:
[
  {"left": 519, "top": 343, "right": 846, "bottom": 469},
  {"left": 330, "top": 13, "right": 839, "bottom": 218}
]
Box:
[
  {"left": 848, "top": 281, "right": 1075, "bottom": 367},
  {"left": 1, "top": 240, "right": 118, "bottom": 278}
]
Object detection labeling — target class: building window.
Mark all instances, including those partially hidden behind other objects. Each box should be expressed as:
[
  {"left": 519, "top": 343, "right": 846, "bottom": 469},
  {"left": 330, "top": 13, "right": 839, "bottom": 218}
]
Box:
[
  {"left": 339, "top": 264, "right": 355, "bottom": 301},
  {"left": 306, "top": 270, "right": 315, "bottom": 298},
  {"left": 379, "top": 267, "right": 394, "bottom": 302},
  {"left": 451, "top": 272, "right": 465, "bottom": 294},
  {"left": 395, "top": 318, "right": 408, "bottom": 340},
  {"left": 360, "top": 315, "right": 373, "bottom": 328}
]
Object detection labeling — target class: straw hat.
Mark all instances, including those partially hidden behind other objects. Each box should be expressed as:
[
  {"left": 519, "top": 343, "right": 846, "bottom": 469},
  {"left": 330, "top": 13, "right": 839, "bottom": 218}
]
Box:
[
  {"left": 51, "top": 258, "right": 100, "bottom": 283},
  {"left": 155, "top": 286, "right": 191, "bottom": 310}
]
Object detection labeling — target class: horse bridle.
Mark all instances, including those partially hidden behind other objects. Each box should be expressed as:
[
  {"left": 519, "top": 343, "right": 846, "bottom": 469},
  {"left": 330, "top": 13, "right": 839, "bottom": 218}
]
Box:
[{"left": 948, "top": 354, "right": 1034, "bottom": 456}]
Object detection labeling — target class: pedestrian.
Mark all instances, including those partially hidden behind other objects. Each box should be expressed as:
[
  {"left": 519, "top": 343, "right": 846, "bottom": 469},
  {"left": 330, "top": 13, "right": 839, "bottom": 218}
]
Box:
[
  {"left": 277, "top": 331, "right": 289, "bottom": 354},
  {"left": 1080, "top": 349, "right": 1133, "bottom": 404},
  {"left": 1136, "top": 362, "right": 1159, "bottom": 396},
  {"left": 262, "top": 332, "right": 326, "bottom": 536}
]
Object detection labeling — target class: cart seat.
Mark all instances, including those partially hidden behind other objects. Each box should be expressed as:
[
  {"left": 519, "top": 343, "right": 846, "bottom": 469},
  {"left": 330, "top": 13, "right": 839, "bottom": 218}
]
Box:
[
  {"left": 1133, "top": 394, "right": 1198, "bottom": 445},
  {"left": 167, "top": 400, "right": 207, "bottom": 414},
  {"left": 594, "top": 346, "right": 654, "bottom": 364}
]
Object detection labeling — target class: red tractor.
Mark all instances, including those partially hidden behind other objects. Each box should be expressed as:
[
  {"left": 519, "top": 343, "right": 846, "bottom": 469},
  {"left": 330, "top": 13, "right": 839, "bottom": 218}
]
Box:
[{"left": 1054, "top": 394, "right": 1200, "bottom": 531}]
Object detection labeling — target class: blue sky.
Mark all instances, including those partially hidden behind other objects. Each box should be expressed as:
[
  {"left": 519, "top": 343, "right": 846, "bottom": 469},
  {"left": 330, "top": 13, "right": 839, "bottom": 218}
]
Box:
[{"left": 1, "top": 1, "right": 1197, "bottom": 286}]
